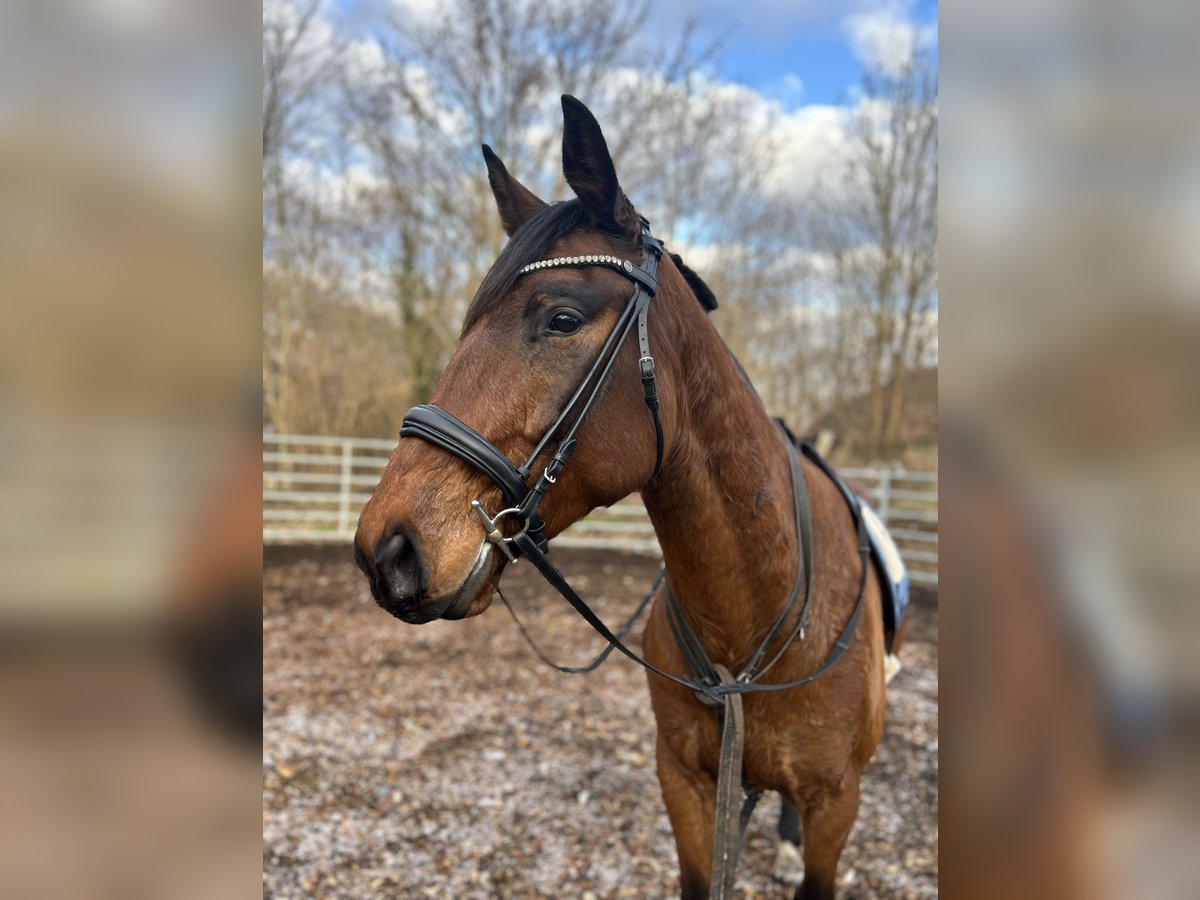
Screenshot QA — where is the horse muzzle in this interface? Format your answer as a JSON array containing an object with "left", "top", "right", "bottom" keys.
[{"left": 357, "top": 529, "right": 495, "bottom": 624}]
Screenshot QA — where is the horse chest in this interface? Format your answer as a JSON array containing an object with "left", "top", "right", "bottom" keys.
[{"left": 658, "top": 692, "right": 850, "bottom": 794}]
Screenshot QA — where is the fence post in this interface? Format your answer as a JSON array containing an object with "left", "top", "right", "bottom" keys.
[
  {"left": 338, "top": 440, "right": 354, "bottom": 535},
  {"left": 876, "top": 469, "right": 891, "bottom": 526}
]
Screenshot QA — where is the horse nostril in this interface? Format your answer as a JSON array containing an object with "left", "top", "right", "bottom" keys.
[
  {"left": 374, "top": 531, "right": 407, "bottom": 567},
  {"left": 372, "top": 525, "right": 428, "bottom": 602}
]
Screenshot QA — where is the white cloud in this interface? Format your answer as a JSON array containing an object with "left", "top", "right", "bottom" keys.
[
  {"left": 843, "top": 1, "right": 937, "bottom": 76},
  {"left": 263, "top": 0, "right": 338, "bottom": 59},
  {"left": 578, "top": 66, "right": 851, "bottom": 204},
  {"left": 272, "top": 6, "right": 908, "bottom": 267},
  {"left": 345, "top": 38, "right": 389, "bottom": 90},
  {"left": 282, "top": 157, "right": 385, "bottom": 213},
  {"left": 764, "top": 104, "right": 851, "bottom": 199},
  {"left": 390, "top": 0, "right": 445, "bottom": 26}
]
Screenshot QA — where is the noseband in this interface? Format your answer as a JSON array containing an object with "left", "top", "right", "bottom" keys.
[{"left": 400, "top": 221, "right": 665, "bottom": 562}]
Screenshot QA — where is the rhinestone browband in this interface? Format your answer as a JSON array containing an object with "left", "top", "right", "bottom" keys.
[{"left": 517, "top": 255, "right": 635, "bottom": 277}]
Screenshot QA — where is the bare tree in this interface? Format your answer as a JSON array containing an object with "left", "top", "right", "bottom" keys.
[
  {"left": 262, "top": 0, "right": 836, "bottom": 439},
  {"left": 340, "top": 0, "right": 778, "bottom": 413},
  {"left": 265, "top": 1, "right": 398, "bottom": 435},
  {"left": 264, "top": 262, "right": 414, "bottom": 437},
  {"left": 813, "top": 43, "right": 938, "bottom": 458},
  {"left": 263, "top": 0, "right": 344, "bottom": 238}
]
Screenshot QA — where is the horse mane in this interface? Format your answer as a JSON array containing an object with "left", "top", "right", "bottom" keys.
[
  {"left": 668, "top": 251, "right": 718, "bottom": 312},
  {"left": 464, "top": 199, "right": 718, "bottom": 334}
]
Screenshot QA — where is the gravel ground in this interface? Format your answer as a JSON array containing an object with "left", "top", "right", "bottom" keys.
[{"left": 264, "top": 546, "right": 938, "bottom": 898}]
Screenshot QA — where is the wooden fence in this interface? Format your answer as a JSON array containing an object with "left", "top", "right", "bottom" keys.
[{"left": 264, "top": 433, "right": 937, "bottom": 586}]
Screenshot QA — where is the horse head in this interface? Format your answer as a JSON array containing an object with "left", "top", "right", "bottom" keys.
[{"left": 354, "top": 96, "right": 710, "bottom": 624}]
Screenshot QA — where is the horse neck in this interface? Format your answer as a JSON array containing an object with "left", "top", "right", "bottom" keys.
[{"left": 640, "top": 320, "right": 803, "bottom": 669}]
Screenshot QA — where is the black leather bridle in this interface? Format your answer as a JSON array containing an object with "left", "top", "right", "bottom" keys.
[
  {"left": 397, "top": 218, "right": 868, "bottom": 703},
  {"left": 397, "top": 218, "right": 872, "bottom": 900},
  {"left": 400, "top": 221, "right": 665, "bottom": 563}
]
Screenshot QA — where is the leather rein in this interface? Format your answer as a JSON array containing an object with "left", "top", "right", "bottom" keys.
[{"left": 397, "top": 221, "right": 871, "bottom": 898}]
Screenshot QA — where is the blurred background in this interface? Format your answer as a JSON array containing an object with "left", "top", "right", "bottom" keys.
[
  {"left": 0, "top": 0, "right": 262, "bottom": 897},
  {"left": 0, "top": 0, "right": 1195, "bottom": 895},
  {"left": 940, "top": 0, "right": 1200, "bottom": 897}
]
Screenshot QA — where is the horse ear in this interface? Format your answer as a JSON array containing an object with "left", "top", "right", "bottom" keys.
[
  {"left": 560, "top": 95, "right": 639, "bottom": 240},
  {"left": 482, "top": 144, "right": 547, "bottom": 236}
]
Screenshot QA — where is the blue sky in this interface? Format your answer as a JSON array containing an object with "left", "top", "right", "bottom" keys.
[
  {"left": 338, "top": 0, "right": 938, "bottom": 110},
  {"left": 723, "top": 5, "right": 937, "bottom": 106},
  {"left": 628, "top": 0, "right": 937, "bottom": 108}
]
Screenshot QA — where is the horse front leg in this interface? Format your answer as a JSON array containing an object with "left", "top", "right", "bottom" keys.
[
  {"left": 793, "top": 776, "right": 862, "bottom": 900},
  {"left": 656, "top": 733, "right": 717, "bottom": 900}
]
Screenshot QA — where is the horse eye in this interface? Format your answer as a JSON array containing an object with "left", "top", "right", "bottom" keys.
[{"left": 548, "top": 311, "right": 584, "bottom": 335}]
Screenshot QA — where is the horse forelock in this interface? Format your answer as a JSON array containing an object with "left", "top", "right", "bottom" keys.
[
  {"left": 462, "top": 200, "right": 586, "bottom": 335},
  {"left": 463, "top": 200, "right": 718, "bottom": 337}
]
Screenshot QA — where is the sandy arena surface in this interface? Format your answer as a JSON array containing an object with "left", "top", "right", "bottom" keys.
[{"left": 264, "top": 546, "right": 937, "bottom": 898}]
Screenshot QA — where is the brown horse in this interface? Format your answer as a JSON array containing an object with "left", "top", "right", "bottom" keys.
[{"left": 355, "top": 96, "right": 886, "bottom": 899}]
